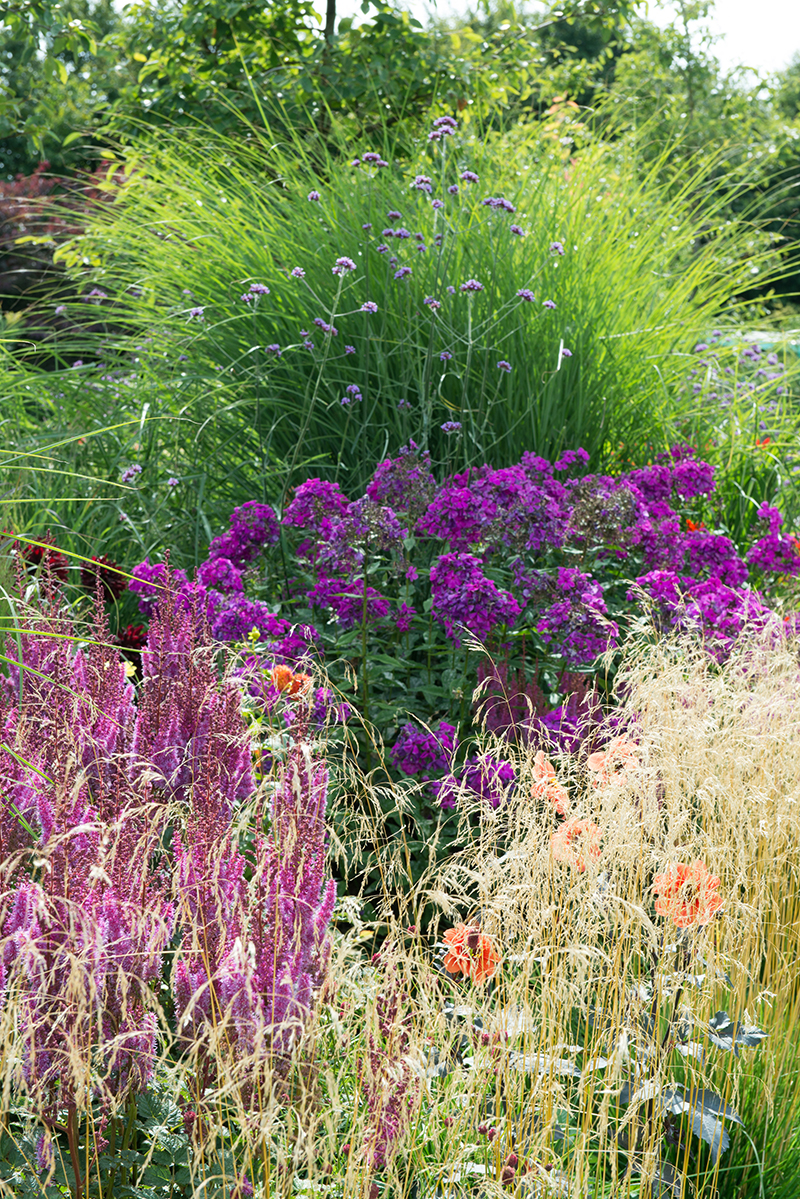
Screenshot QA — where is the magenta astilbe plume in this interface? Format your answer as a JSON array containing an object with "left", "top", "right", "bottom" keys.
[
  {"left": 183, "top": 745, "right": 337, "bottom": 1077},
  {"left": 133, "top": 585, "right": 254, "bottom": 819},
  {"left": 0, "top": 598, "right": 175, "bottom": 1109}
]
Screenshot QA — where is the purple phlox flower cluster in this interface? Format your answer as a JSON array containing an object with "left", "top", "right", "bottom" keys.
[
  {"left": 429, "top": 553, "right": 520, "bottom": 646},
  {"left": 757, "top": 501, "right": 783, "bottom": 535},
  {"left": 418, "top": 464, "right": 568, "bottom": 556},
  {"left": 315, "top": 498, "right": 408, "bottom": 577},
  {"left": 332, "top": 257, "right": 357, "bottom": 275},
  {"left": 434, "top": 754, "right": 516, "bottom": 810},
  {"left": 366, "top": 441, "right": 438, "bottom": 522},
  {"left": 460, "top": 279, "right": 484, "bottom": 292},
  {"left": 196, "top": 556, "right": 244, "bottom": 595},
  {"left": 481, "top": 196, "right": 516, "bottom": 213},
  {"left": 207, "top": 501, "right": 280, "bottom": 569},
  {"left": 535, "top": 567, "right": 618, "bottom": 666},
  {"left": 391, "top": 721, "right": 459, "bottom": 779},
  {"left": 395, "top": 601, "right": 417, "bottom": 632},
  {"left": 747, "top": 533, "right": 800, "bottom": 577},
  {"left": 282, "top": 478, "right": 350, "bottom": 540},
  {"left": 554, "top": 448, "right": 590, "bottom": 472}
]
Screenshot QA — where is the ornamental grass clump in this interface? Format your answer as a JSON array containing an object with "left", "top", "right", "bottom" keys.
[{"left": 18, "top": 106, "right": 796, "bottom": 535}]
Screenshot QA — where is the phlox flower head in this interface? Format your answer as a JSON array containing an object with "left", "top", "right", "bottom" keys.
[
  {"left": 652, "top": 859, "right": 722, "bottom": 928},
  {"left": 391, "top": 721, "right": 458, "bottom": 778},
  {"left": 550, "top": 818, "right": 602, "bottom": 871},
  {"left": 442, "top": 924, "right": 500, "bottom": 984}
]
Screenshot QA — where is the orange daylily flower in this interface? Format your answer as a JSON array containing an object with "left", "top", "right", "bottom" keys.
[
  {"left": 532, "top": 750, "right": 569, "bottom": 816},
  {"left": 550, "top": 818, "right": 602, "bottom": 872},
  {"left": 269, "top": 664, "right": 312, "bottom": 697},
  {"left": 442, "top": 923, "right": 501, "bottom": 983},
  {"left": 686, "top": 519, "right": 706, "bottom": 532},
  {"left": 652, "top": 859, "right": 723, "bottom": 929},
  {"left": 586, "top": 734, "right": 639, "bottom": 788}
]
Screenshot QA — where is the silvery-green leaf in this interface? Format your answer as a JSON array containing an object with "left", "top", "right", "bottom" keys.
[
  {"left": 707, "top": 1011, "right": 768, "bottom": 1056},
  {"left": 662, "top": 1086, "right": 743, "bottom": 1162}
]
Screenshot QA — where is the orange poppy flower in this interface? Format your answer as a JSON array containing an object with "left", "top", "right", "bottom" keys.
[
  {"left": 652, "top": 859, "right": 722, "bottom": 929},
  {"left": 550, "top": 818, "right": 602, "bottom": 872},
  {"left": 269, "top": 664, "right": 312, "bottom": 697},
  {"left": 586, "top": 734, "right": 639, "bottom": 788},
  {"left": 442, "top": 923, "right": 501, "bottom": 983},
  {"left": 686, "top": 519, "right": 706, "bottom": 532},
  {"left": 532, "top": 751, "right": 569, "bottom": 816}
]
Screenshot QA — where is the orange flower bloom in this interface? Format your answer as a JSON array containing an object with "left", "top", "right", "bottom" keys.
[
  {"left": 532, "top": 750, "right": 569, "bottom": 816},
  {"left": 442, "top": 923, "right": 501, "bottom": 983},
  {"left": 652, "top": 859, "right": 722, "bottom": 929},
  {"left": 550, "top": 818, "right": 602, "bottom": 871},
  {"left": 269, "top": 664, "right": 312, "bottom": 697},
  {"left": 686, "top": 519, "right": 706, "bottom": 532},
  {"left": 586, "top": 734, "right": 639, "bottom": 788}
]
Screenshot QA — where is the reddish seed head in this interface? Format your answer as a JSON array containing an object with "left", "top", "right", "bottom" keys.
[
  {"left": 487, "top": 1127, "right": 497, "bottom": 1141},
  {"left": 505, "top": 1153, "right": 519, "bottom": 1168},
  {"left": 501, "top": 1165, "right": 516, "bottom": 1184}
]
